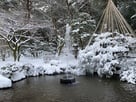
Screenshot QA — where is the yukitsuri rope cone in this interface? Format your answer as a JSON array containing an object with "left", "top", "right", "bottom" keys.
[{"left": 88, "top": 0, "right": 135, "bottom": 45}]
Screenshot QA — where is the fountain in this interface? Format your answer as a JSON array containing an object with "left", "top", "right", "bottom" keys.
[
  {"left": 58, "top": 24, "right": 73, "bottom": 60},
  {"left": 60, "top": 24, "right": 76, "bottom": 84},
  {"left": 60, "top": 75, "right": 75, "bottom": 84}
]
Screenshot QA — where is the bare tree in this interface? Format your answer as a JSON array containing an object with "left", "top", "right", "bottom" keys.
[{"left": 0, "top": 28, "right": 35, "bottom": 61}]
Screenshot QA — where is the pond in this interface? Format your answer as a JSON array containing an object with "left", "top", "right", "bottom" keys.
[{"left": 0, "top": 75, "right": 136, "bottom": 102}]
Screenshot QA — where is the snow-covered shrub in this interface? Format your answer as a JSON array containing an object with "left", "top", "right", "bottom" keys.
[
  {"left": 120, "top": 58, "right": 136, "bottom": 84},
  {"left": 23, "top": 64, "right": 44, "bottom": 77},
  {"left": 36, "top": 66, "right": 45, "bottom": 75},
  {"left": 78, "top": 32, "right": 136, "bottom": 83},
  {"left": 0, "top": 65, "right": 12, "bottom": 78},
  {"left": 120, "top": 66, "right": 136, "bottom": 84},
  {"left": 0, "top": 64, "right": 26, "bottom": 82},
  {"left": 0, "top": 64, "right": 21, "bottom": 78},
  {"left": 0, "top": 63, "right": 46, "bottom": 81}
]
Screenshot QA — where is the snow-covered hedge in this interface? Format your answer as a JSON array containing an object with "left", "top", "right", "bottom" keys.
[{"left": 77, "top": 32, "right": 136, "bottom": 84}]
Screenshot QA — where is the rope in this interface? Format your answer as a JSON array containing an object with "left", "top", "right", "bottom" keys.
[{"left": 88, "top": 0, "right": 135, "bottom": 45}]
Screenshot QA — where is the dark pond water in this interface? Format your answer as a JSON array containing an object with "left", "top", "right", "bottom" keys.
[{"left": 0, "top": 75, "right": 136, "bottom": 102}]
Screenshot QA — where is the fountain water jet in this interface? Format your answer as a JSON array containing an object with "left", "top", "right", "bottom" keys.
[{"left": 59, "top": 24, "right": 76, "bottom": 84}]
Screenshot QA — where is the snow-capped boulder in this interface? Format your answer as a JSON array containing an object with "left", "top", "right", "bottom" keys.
[
  {"left": 10, "top": 71, "right": 26, "bottom": 82},
  {"left": 0, "top": 75, "right": 12, "bottom": 89}
]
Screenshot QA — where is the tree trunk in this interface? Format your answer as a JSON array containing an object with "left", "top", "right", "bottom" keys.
[
  {"left": 66, "top": 0, "right": 73, "bottom": 20},
  {"left": 24, "top": 0, "right": 32, "bottom": 23},
  {"left": 13, "top": 45, "right": 20, "bottom": 62},
  {"left": 17, "top": 46, "right": 21, "bottom": 61},
  {"left": 79, "top": 38, "right": 84, "bottom": 50},
  {"left": 13, "top": 48, "right": 17, "bottom": 61}
]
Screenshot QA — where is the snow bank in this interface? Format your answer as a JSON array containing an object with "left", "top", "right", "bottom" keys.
[
  {"left": 77, "top": 32, "right": 136, "bottom": 84},
  {"left": 0, "top": 75, "right": 12, "bottom": 89},
  {"left": 0, "top": 55, "right": 78, "bottom": 85}
]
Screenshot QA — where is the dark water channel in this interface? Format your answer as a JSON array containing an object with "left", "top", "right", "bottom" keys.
[{"left": 0, "top": 75, "right": 136, "bottom": 102}]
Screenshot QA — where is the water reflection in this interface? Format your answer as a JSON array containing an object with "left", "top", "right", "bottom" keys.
[{"left": 0, "top": 76, "right": 136, "bottom": 102}]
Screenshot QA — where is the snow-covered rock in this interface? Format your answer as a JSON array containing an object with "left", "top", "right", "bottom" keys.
[
  {"left": 0, "top": 75, "right": 12, "bottom": 89},
  {"left": 10, "top": 71, "right": 26, "bottom": 82}
]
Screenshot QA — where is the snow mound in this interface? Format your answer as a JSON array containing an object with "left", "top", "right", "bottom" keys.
[{"left": 0, "top": 75, "right": 12, "bottom": 89}]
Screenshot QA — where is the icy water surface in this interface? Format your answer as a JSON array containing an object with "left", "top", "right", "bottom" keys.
[{"left": 0, "top": 75, "right": 136, "bottom": 102}]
